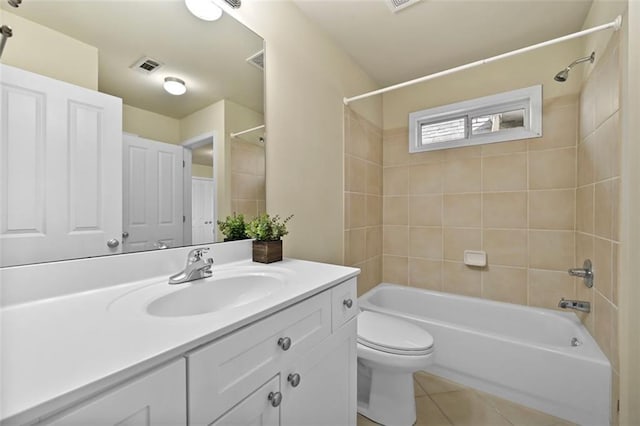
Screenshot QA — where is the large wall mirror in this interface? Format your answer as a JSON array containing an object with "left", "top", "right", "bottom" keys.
[{"left": 0, "top": 1, "right": 265, "bottom": 267}]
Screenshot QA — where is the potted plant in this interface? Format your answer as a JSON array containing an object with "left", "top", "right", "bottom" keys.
[
  {"left": 246, "top": 213, "right": 293, "bottom": 263},
  {"left": 217, "top": 213, "right": 249, "bottom": 241}
]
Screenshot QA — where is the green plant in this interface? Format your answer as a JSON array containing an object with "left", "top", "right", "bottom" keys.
[
  {"left": 246, "top": 213, "right": 293, "bottom": 241},
  {"left": 217, "top": 213, "right": 249, "bottom": 240}
]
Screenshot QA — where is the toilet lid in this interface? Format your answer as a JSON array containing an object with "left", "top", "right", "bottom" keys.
[{"left": 357, "top": 311, "right": 434, "bottom": 355}]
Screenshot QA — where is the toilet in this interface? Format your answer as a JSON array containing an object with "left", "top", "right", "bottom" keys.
[{"left": 357, "top": 311, "right": 434, "bottom": 426}]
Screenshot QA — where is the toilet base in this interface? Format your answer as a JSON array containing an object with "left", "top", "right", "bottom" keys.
[{"left": 357, "top": 361, "right": 418, "bottom": 426}]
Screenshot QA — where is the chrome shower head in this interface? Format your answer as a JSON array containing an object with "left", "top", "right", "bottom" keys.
[{"left": 554, "top": 51, "right": 595, "bottom": 82}]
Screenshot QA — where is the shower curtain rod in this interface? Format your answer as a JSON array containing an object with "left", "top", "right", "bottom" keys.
[
  {"left": 343, "top": 15, "right": 622, "bottom": 105},
  {"left": 230, "top": 124, "right": 265, "bottom": 138}
]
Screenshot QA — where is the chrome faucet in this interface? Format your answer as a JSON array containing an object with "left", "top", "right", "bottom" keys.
[
  {"left": 169, "top": 248, "right": 213, "bottom": 285},
  {"left": 558, "top": 298, "right": 591, "bottom": 313},
  {"left": 568, "top": 259, "right": 594, "bottom": 288}
]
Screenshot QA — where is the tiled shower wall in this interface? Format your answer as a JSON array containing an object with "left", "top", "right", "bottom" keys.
[
  {"left": 231, "top": 139, "right": 266, "bottom": 219},
  {"left": 381, "top": 95, "right": 580, "bottom": 308},
  {"left": 344, "top": 108, "right": 383, "bottom": 296},
  {"left": 576, "top": 36, "right": 621, "bottom": 424}
]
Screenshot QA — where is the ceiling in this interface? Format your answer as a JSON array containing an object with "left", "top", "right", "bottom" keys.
[
  {"left": 294, "top": 0, "right": 594, "bottom": 87},
  {"left": 4, "top": 1, "right": 264, "bottom": 119}
]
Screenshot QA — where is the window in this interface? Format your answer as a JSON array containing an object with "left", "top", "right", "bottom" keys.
[{"left": 409, "top": 85, "right": 542, "bottom": 152}]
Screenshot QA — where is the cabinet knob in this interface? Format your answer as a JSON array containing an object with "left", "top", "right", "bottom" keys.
[
  {"left": 343, "top": 298, "right": 353, "bottom": 308},
  {"left": 287, "top": 373, "right": 301, "bottom": 388},
  {"left": 268, "top": 391, "right": 282, "bottom": 407},
  {"left": 277, "top": 337, "right": 292, "bottom": 351}
]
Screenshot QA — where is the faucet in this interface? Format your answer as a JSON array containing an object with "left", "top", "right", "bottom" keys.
[
  {"left": 169, "top": 248, "right": 213, "bottom": 285},
  {"left": 558, "top": 298, "right": 591, "bottom": 313},
  {"left": 568, "top": 259, "right": 594, "bottom": 288}
]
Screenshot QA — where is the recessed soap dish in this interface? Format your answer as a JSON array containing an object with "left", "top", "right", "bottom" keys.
[{"left": 464, "top": 250, "right": 487, "bottom": 267}]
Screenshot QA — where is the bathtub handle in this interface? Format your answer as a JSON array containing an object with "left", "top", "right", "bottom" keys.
[{"left": 343, "top": 299, "right": 353, "bottom": 309}]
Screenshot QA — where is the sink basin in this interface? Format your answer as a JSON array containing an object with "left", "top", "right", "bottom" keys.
[{"left": 147, "top": 272, "right": 287, "bottom": 317}]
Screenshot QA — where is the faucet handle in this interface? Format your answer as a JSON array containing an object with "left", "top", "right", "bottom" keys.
[{"left": 188, "top": 247, "right": 210, "bottom": 261}]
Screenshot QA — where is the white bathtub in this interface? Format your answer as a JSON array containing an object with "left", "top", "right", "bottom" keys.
[{"left": 359, "top": 284, "right": 611, "bottom": 426}]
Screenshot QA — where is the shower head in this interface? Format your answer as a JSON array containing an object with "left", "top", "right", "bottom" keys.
[{"left": 554, "top": 51, "right": 595, "bottom": 82}]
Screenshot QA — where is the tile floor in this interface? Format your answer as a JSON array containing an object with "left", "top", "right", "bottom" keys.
[{"left": 357, "top": 372, "right": 576, "bottom": 426}]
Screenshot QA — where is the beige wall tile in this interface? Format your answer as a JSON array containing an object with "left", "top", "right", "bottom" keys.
[
  {"left": 594, "top": 292, "right": 614, "bottom": 367},
  {"left": 383, "top": 166, "right": 409, "bottom": 195},
  {"left": 366, "top": 195, "right": 382, "bottom": 227},
  {"left": 611, "top": 178, "right": 620, "bottom": 241},
  {"left": 529, "top": 189, "right": 575, "bottom": 230},
  {"left": 612, "top": 242, "right": 619, "bottom": 306},
  {"left": 383, "top": 255, "right": 408, "bottom": 285},
  {"left": 409, "top": 163, "right": 443, "bottom": 194},
  {"left": 529, "top": 269, "right": 576, "bottom": 310},
  {"left": 383, "top": 128, "right": 410, "bottom": 166},
  {"left": 576, "top": 185, "right": 594, "bottom": 234},
  {"left": 383, "top": 225, "right": 409, "bottom": 256},
  {"left": 383, "top": 196, "right": 408, "bottom": 226},
  {"left": 595, "top": 46, "right": 620, "bottom": 129},
  {"left": 529, "top": 103, "right": 578, "bottom": 151},
  {"left": 366, "top": 227, "right": 383, "bottom": 260},
  {"left": 593, "top": 237, "right": 613, "bottom": 302},
  {"left": 444, "top": 228, "right": 481, "bottom": 262},
  {"left": 594, "top": 180, "right": 613, "bottom": 239},
  {"left": 529, "top": 230, "right": 574, "bottom": 271},
  {"left": 483, "top": 229, "right": 528, "bottom": 267},
  {"left": 348, "top": 156, "right": 367, "bottom": 193},
  {"left": 483, "top": 192, "right": 528, "bottom": 229},
  {"left": 482, "top": 153, "right": 527, "bottom": 192},
  {"left": 349, "top": 228, "right": 367, "bottom": 265},
  {"left": 233, "top": 199, "right": 258, "bottom": 218},
  {"left": 350, "top": 193, "right": 367, "bottom": 228},
  {"left": 344, "top": 193, "right": 350, "bottom": 229},
  {"left": 580, "top": 78, "right": 596, "bottom": 138},
  {"left": 409, "top": 227, "right": 443, "bottom": 259},
  {"left": 576, "top": 232, "right": 594, "bottom": 268},
  {"left": 232, "top": 173, "right": 258, "bottom": 199},
  {"left": 443, "top": 158, "right": 481, "bottom": 193},
  {"left": 442, "top": 261, "right": 482, "bottom": 298},
  {"left": 577, "top": 136, "right": 595, "bottom": 186},
  {"left": 409, "top": 195, "right": 443, "bottom": 226},
  {"left": 409, "top": 149, "right": 444, "bottom": 166},
  {"left": 481, "top": 140, "right": 527, "bottom": 156},
  {"left": 593, "top": 113, "right": 620, "bottom": 182},
  {"left": 482, "top": 266, "right": 528, "bottom": 305},
  {"left": 529, "top": 147, "right": 576, "bottom": 190},
  {"left": 366, "top": 162, "right": 382, "bottom": 195},
  {"left": 444, "top": 145, "right": 482, "bottom": 161},
  {"left": 409, "top": 258, "right": 442, "bottom": 291},
  {"left": 443, "top": 194, "right": 481, "bottom": 227}
]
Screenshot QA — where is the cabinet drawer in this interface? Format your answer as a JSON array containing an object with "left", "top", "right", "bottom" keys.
[
  {"left": 187, "top": 291, "right": 331, "bottom": 425},
  {"left": 331, "top": 278, "right": 358, "bottom": 331}
]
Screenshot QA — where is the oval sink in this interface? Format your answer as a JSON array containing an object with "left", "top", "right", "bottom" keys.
[{"left": 147, "top": 272, "right": 286, "bottom": 317}]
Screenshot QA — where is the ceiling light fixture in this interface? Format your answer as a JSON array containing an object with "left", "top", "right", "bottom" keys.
[
  {"left": 163, "top": 77, "right": 187, "bottom": 96},
  {"left": 185, "top": 0, "right": 223, "bottom": 21}
]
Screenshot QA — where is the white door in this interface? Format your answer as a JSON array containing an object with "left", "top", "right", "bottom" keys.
[
  {"left": 192, "top": 177, "right": 215, "bottom": 244},
  {"left": 0, "top": 64, "right": 122, "bottom": 266},
  {"left": 122, "top": 134, "right": 184, "bottom": 252}
]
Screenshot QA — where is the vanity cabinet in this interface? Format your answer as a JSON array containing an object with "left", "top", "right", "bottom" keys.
[
  {"left": 45, "top": 359, "right": 186, "bottom": 425},
  {"left": 188, "top": 278, "right": 358, "bottom": 426}
]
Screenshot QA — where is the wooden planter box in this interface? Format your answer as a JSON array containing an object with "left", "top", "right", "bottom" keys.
[{"left": 252, "top": 240, "right": 283, "bottom": 263}]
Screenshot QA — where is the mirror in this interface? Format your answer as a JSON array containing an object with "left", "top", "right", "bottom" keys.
[{"left": 0, "top": 1, "right": 265, "bottom": 266}]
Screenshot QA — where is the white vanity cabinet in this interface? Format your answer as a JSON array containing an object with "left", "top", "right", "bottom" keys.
[
  {"left": 45, "top": 359, "right": 186, "bottom": 425},
  {"left": 188, "top": 278, "right": 358, "bottom": 426}
]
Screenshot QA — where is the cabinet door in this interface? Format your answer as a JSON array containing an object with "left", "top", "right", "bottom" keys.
[
  {"left": 281, "top": 319, "right": 357, "bottom": 426},
  {"left": 211, "top": 376, "right": 280, "bottom": 426},
  {"left": 47, "top": 360, "right": 186, "bottom": 425},
  {"left": 0, "top": 64, "right": 123, "bottom": 266}
]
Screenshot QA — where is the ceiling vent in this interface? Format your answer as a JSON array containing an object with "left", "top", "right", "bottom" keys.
[
  {"left": 385, "top": 0, "right": 421, "bottom": 13},
  {"left": 246, "top": 50, "right": 264, "bottom": 71},
  {"left": 130, "top": 56, "right": 163, "bottom": 74}
]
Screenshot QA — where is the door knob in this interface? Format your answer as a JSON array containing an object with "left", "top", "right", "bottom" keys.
[{"left": 107, "top": 239, "right": 120, "bottom": 248}]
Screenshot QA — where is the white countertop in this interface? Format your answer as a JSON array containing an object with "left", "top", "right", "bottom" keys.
[{"left": 0, "top": 258, "right": 359, "bottom": 424}]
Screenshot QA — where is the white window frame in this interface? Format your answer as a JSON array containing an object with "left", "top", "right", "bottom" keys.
[{"left": 409, "top": 85, "right": 542, "bottom": 152}]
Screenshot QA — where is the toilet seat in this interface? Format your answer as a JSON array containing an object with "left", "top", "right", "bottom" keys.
[{"left": 358, "top": 311, "right": 434, "bottom": 356}]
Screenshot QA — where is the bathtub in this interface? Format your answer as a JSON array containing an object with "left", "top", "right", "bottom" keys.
[{"left": 359, "top": 284, "right": 611, "bottom": 426}]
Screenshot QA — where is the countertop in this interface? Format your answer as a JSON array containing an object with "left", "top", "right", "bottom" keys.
[{"left": 0, "top": 258, "right": 359, "bottom": 424}]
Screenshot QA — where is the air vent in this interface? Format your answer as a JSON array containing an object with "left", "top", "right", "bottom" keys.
[
  {"left": 385, "top": 0, "right": 421, "bottom": 13},
  {"left": 224, "top": 0, "right": 241, "bottom": 9},
  {"left": 246, "top": 50, "right": 264, "bottom": 71},
  {"left": 130, "top": 56, "right": 163, "bottom": 74}
]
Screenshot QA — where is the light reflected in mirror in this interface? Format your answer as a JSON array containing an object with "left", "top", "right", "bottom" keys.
[{"left": 0, "top": 1, "right": 265, "bottom": 266}]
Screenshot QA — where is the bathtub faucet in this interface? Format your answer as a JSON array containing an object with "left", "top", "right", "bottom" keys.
[{"left": 558, "top": 298, "right": 591, "bottom": 313}]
